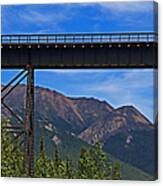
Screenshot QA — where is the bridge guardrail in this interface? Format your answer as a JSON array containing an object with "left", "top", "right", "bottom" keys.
[{"left": 1, "top": 32, "right": 158, "bottom": 44}]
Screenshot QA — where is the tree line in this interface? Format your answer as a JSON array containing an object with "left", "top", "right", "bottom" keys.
[{"left": 1, "top": 118, "right": 121, "bottom": 179}]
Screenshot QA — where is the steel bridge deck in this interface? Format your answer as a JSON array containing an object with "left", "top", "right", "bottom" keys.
[{"left": 1, "top": 32, "right": 158, "bottom": 69}]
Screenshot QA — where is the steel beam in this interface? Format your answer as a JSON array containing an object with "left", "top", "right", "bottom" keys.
[
  {"left": 1, "top": 67, "right": 35, "bottom": 177},
  {"left": 1, "top": 69, "right": 27, "bottom": 93},
  {"left": 24, "top": 66, "right": 34, "bottom": 177}
]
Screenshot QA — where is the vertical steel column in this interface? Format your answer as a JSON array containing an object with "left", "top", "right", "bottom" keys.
[{"left": 25, "top": 66, "right": 34, "bottom": 177}]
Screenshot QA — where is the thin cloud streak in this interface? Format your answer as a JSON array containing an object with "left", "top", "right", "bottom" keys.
[
  {"left": 98, "top": 1, "right": 153, "bottom": 13},
  {"left": 86, "top": 70, "right": 153, "bottom": 92},
  {"left": 76, "top": 70, "right": 154, "bottom": 121},
  {"left": 2, "top": 1, "right": 154, "bottom": 34}
]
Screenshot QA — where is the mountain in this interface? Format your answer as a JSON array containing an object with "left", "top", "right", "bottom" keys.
[
  {"left": 1, "top": 84, "right": 157, "bottom": 179},
  {"left": 73, "top": 100, "right": 156, "bottom": 176}
]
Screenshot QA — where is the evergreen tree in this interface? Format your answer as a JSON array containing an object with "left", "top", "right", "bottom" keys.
[
  {"left": 53, "top": 145, "right": 61, "bottom": 174},
  {"left": 111, "top": 162, "right": 121, "bottom": 180},
  {"left": 90, "top": 141, "right": 107, "bottom": 179},
  {"left": 1, "top": 118, "right": 25, "bottom": 177},
  {"left": 65, "top": 158, "right": 74, "bottom": 179},
  {"left": 77, "top": 148, "right": 96, "bottom": 179},
  {"left": 52, "top": 145, "right": 68, "bottom": 178},
  {"left": 1, "top": 119, "right": 121, "bottom": 179},
  {"left": 34, "top": 138, "right": 54, "bottom": 177},
  {"left": 77, "top": 141, "right": 121, "bottom": 180}
]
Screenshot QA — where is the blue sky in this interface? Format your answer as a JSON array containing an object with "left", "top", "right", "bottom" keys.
[
  {"left": 1, "top": 1, "right": 157, "bottom": 122},
  {"left": 2, "top": 1, "right": 156, "bottom": 33},
  {"left": 1, "top": 69, "right": 156, "bottom": 122}
]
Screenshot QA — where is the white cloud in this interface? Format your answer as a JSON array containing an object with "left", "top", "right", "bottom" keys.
[
  {"left": 87, "top": 70, "right": 153, "bottom": 93},
  {"left": 4, "top": 1, "right": 154, "bottom": 34},
  {"left": 78, "top": 70, "right": 154, "bottom": 121},
  {"left": 22, "top": 8, "right": 72, "bottom": 24},
  {"left": 93, "top": 1, "right": 154, "bottom": 31},
  {"left": 18, "top": 5, "right": 78, "bottom": 33},
  {"left": 98, "top": 1, "right": 153, "bottom": 13}
]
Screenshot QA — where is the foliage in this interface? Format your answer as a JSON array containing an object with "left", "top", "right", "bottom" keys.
[
  {"left": 1, "top": 118, "right": 25, "bottom": 177},
  {"left": 77, "top": 141, "right": 121, "bottom": 179},
  {"left": 77, "top": 148, "right": 96, "bottom": 179},
  {"left": 111, "top": 162, "right": 121, "bottom": 180},
  {"left": 34, "top": 138, "right": 54, "bottom": 177},
  {"left": 1, "top": 119, "right": 121, "bottom": 179}
]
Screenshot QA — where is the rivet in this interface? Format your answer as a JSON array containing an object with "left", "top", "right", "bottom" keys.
[{"left": 127, "top": 44, "right": 131, "bottom": 48}]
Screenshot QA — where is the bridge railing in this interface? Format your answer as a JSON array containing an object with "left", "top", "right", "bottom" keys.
[{"left": 1, "top": 32, "right": 158, "bottom": 44}]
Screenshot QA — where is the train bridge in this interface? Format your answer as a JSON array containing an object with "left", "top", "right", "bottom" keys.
[
  {"left": 1, "top": 32, "right": 158, "bottom": 177},
  {"left": 1, "top": 32, "right": 158, "bottom": 69}
]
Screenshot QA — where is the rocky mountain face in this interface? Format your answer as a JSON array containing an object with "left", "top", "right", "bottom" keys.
[
  {"left": 78, "top": 105, "right": 153, "bottom": 144},
  {"left": 1, "top": 85, "right": 156, "bottom": 176}
]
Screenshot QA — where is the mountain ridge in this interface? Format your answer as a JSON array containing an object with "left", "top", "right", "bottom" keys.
[{"left": 1, "top": 84, "right": 156, "bottom": 176}]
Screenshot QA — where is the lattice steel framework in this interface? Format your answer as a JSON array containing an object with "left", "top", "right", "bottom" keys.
[{"left": 1, "top": 66, "right": 34, "bottom": 177}]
